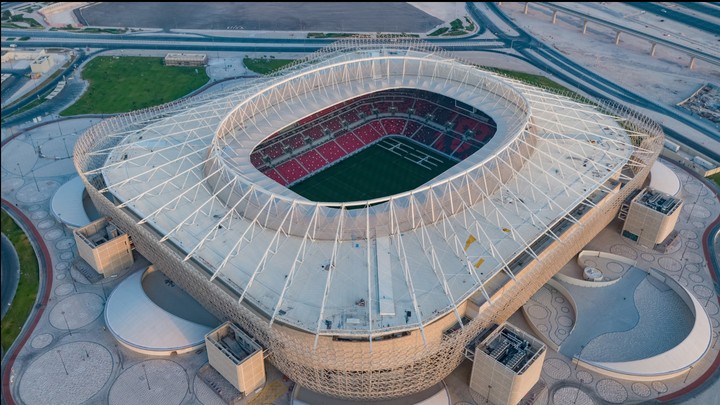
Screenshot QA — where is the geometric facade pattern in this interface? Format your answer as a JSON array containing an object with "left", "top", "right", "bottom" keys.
[{"left": 74, "top": 40, "right": 663, "bottom": 399}]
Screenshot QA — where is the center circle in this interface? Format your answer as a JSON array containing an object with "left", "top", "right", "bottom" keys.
[{"left": 19, "top": 342, "right": 113, "bottom": 404}]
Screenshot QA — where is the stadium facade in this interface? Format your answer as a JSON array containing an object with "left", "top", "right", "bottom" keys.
[{"left": 74, "top": 41, "right": 663, "bottom": 400}]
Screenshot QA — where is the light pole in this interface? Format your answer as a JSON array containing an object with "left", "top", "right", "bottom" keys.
[
  {"left": 63, "top": 137, "right": 70, "bottom": 158},
  {"left": 142, "top": 364, "right": 151, "bottom": 390},
  {"left": 57, "top": 350, "right": 69, "bottom": 375},
  {"left": 61, "top": 310, "right": 72, "bottom": 336},
  {"left": 30, "top": 167, "right": 39, "bottom": 192}
]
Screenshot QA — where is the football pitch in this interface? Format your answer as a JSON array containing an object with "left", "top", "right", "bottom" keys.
[{"left": 290, "top": 137, "right": 457, "bottom": 202}]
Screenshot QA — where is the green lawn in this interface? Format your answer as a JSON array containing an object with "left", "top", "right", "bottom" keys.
[
  {"left": 428, "top": 27, "right": 449, "bottom": 36},
  {"left": 243, "top": 57, "right": 295, "bottom": 75},
  {"left": 60, "top": 56, "right": 209, "bottom": 116},
  {"left": 1, "top": 209, "right": 39, "bottom": 352},
  {"left": 709, "top": 173, "right": 720, "bottom": 187},
  {"left": 290, "top": 137, "right": 456, "bottom": 202},
  {"left": 483, "top": 66, "right": 588, "bottom": 101}
]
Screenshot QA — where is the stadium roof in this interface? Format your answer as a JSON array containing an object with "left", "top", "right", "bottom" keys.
[{"left": 88, "top": 41, "right": 655, "bottom": 340}]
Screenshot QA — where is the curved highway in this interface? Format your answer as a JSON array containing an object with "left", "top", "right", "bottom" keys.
[
  {"left": 1, "top": 3, "right": 718, "bottom": 162},
  {"left": 470, "top": 3, "right": 719, "bottom": 162}
]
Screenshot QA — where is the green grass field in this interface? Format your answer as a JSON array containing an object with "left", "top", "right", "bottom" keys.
[
  {"left": 243, "top": 57, "right": 295, "bottom": 75},
  {"left": 1, "top": 209, "right": 39, "bottom": 351},
  {"left": 61, "top": 56, "right": 209, "bottom": 116},
  {"left": 709, "top": 173, "right": 720, "bottom": 187},
  {"left": 290, "top": 137, "right": 456, "bottom": 202}
]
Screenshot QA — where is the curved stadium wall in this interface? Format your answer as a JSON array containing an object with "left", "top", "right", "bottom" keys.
[{"left": 74, "top": 40, "right": 663, "bottom": 399}]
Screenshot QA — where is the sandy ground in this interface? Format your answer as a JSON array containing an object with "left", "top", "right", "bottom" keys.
[
  {"left": 40, "top": 6, "right": 82, "bottom": 27},
  {"left": 407, "top": 2, "right": 465, "bottom": 23},
  {"left": 76, "top": 2, "right": 441, "bottom": 33},
  {"left": 499, "top": 3, "right": 719, "bottom": 107}
]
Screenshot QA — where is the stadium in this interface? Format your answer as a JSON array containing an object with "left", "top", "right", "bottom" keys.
[{"left": 74, "top": 40, "right": 663, "bottom": 400}]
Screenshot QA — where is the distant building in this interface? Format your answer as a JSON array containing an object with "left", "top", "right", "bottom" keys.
[
  {"left": 621, "top": 188, "right": 683, "bottom": 249},
  {"left": 467, "top": 323, "right": 546, "bottom": 405},
  {"left": 74, "top": 217, "right": 134, "bottom": 276},
  {"left": 30, "top": 55, "right": 53, "bottom": 75},
  {"left": 164, "top": 53, "right": 207, "bottom": 67},
  {"left": 205, "top": 322, "right": 266, "bottom": 396}
]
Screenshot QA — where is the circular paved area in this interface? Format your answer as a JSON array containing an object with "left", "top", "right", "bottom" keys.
[
  {"left": 685, "top": 204, "right": 712, "bottom": 219},
  {"left": 652, "top": 381, "right": 667, "bottom": 393},
  {"left": 55, "top": 238, "right": 75, "bottom": 250},
  {"left": 30, "top": 210, "right": 48, "bottom": 220},
  {"left": 527, "top": 305, "right": 549, "bottom": 319},
  {"left": 693, "top": 285, "right": 714, "bottom": 298},
  {"left": 576, "top": 370, "right": 593, "bottom": 384},
  {"left": 683, "top": 182, "right": 707, "bottom": 196},
  {"left": 193, "top": 375, "right": 225, "bottom": 405},
  {"left": 49, "top": 293, "right": 104, "bottom": 330},
  {"left": 631, "top": 382, "right": 651, "bottom": 398},
  {"left": 1, "top": 140, "right": 37, "bottom": 175},
  {"left": 1, "top": 177, "right": 23, "bottom": 193},
  {"left": 45, "top": 228, "right": 64, "bottom": 240},
  {"left": 40, "top": 137, "right": 75, "bottom": 159},
  {"left": 19, "top": 342, "right": 113, "bottom": 405},
  {"left": 658, "top": 257, "right": 682, "bottom": 272},
  {"left": 609, "top": 244, "right": 637, "bottom": 260},
  {"left": 31, "top": 333, "right": 53, "bottom": 349},
  {"left": 16, "top": 181, "right": 60, "bottom": 203},
  {"left": 109, "top": 360, "right": 188, "bottom": 405},
  {"left": 71, "top": 267, "right": 90, "bottom": 284},
  {"left": 54, "top": 283, "right": 75, "bottom": 297},
  {"left": 543, "top": 358, "right": 571, "bottom": 380},
  {"left": 38, "top": 219, "right": 56, "bottom": 230},
  {"left": 553, "top": 386, "right": 594, "bottom": 405},
  {"left": 596, "top": 379, "right": 628, "bottom": 403},
  {"left": 706, "top": 301, "right": 718, "bottom": 316},
  {"left": 640, "top": 253, "right": 655, "bottom": 262},
  {"left": 684, "top": 251, "right": 704, "bottom": 264},
  {"left": 605, "top": 261, "right": 624, "bottom": 274}
]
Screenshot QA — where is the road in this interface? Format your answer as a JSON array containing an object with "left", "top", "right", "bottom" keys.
[
  {"left": 1, "top": 8, "right": 718, "bottom": 156},
  {"left": 626, "top": 2, "right": 720, "bottom": 35},
  {"left": 469, "top": 3, "right": 719, "bottom": 162},
  {"left": 0, "top": 233, "right": 20, "bottom": 319}
]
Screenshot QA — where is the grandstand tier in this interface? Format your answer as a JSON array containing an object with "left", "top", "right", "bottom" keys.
[{"left": 250, "top": 88, "right": 498, "bottom": 191}]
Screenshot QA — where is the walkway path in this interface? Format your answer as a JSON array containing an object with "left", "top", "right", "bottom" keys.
[
  {"left": 558, "top": 267, "right": 646, "bottom": 358},
  {"left": 0, "top": 200, "right": 53, "bottom": 405}
]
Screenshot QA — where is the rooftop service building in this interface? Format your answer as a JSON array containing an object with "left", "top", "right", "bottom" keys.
[{"left": 621, "top": 188, "right": 683, "bottom": 248}]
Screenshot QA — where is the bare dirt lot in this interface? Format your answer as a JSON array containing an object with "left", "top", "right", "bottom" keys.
[{"left": 75, "top": 2, "right": 442, "bottom": 32}]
